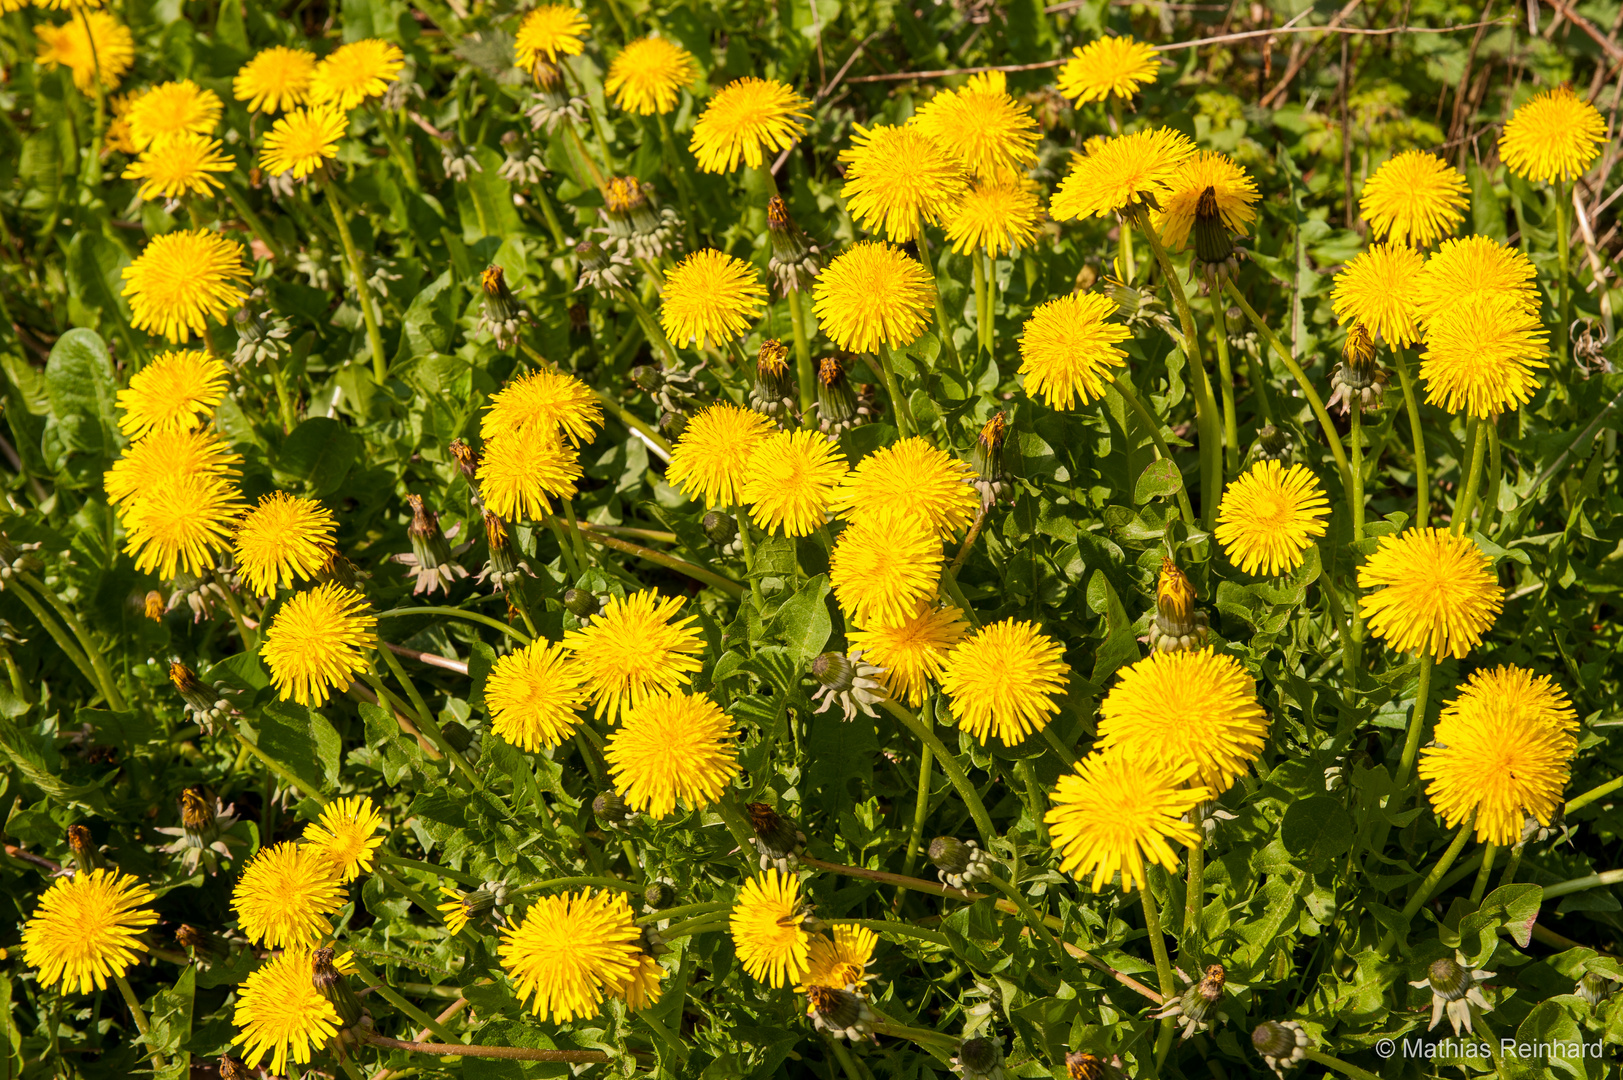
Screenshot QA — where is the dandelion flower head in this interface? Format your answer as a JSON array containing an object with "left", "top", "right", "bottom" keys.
[
  {"left": 1443, "top": 665, "right": 1578, "bottom": 739},
  {"left": 839, "top": 122, "right": 969, "bottom": 242},
  {"left": 1046, "top": 752, "right": 1209, "bottom": 891},
  {"left": 1214, "top": 461, "right": 1331, "bottom": 577},
  {"left": 1499, "top": 84, "right": 1606, "bottom": 184},
  {"left": 1153, "top": 150, "right": 1259, "bottom": 251},
  {"left": 606, "top": 691, "right": 741, "bottom": 817},
  {"left": 117, "top": 349, "right": 228, "bottom": 439},
  {"left": 123, "top": 132, "right": 233, "bottom": 201},
  {"left": 260, "top": 583, "right": 378, "bottom": 706},
  {"left": 660, "top": 249, "right": 768, "bottom": 350},
  {"left": 1057, "top": 35, "right": 1161, "bottom": 105},
  {"left": 310, "top": 39, "right": 405, "bottom": 111},
  {"left": 230, "top": 948, "right": 343, "bottom": 1076},
  {"left": 1359, "top": 150, "right": 1468, "bottom": 248},
  {"left": 739, "top": 429, "right": 849, "bottom": 537},
  {"left": 126, "top": 80, "right": 222, "bottom": 150},
  {"left": 482, "top": 368, "right": 603, "bottom": 447},
  {"left": 476, "top": 433, "right": 582, "bottom": 521},
  {"left": 120, "top": 472, "right": 246, "bottom": 580},
  {"left": 1413, "top": 236, "right": 1538, "bottom": 329},
  {"left": 666, "top": 403, "right": 775, "bottom": 508},
  {"left": 1051, "top": 127, "right": 1194, "bottom": 221},
  {"left": 499, "top": 890, "right": 641, "bottom": 1023},
  {"left": 103, "top": 427, "right": 241, "bottom": 506},
  {"left": 562, "top": 589, "right": 705, "bottom": 721},
  {"left": 690, "top": 77, "right": 810, "bottom": 173},
  {"left": 606, "top": 36, "right": 695, "bottom": 115},
  {"left": 1420, "top": 697, "right": 1574, "bottom": 846},
  {"left": 730, "top": 869, "right": 812, "bottom": 988},
  {"left": 515, "top": 5, "right": 588, "bottom": 71},
  {"left": 849, "top": 604, "right": 969, "bottom": 707},
  {"left": 234, "top": 46, "right": 317, "bottom": 113},
  {"left": 830, "top": 511, "right": 943, "bottom": 630},
  {"left": 487, "top": 640, "right": 590, "bottom": 751},
  {"left": 800, "top": 925, "right": 878, "bottom": 993},
  {"left": 944, "top": 173, "right": 1043, "bottom": 256},
  {"left": 233, "top": 491, "right": 338, "bottom": 597},
  {"left": 811, "top": 241, "right": 936, "bottom": 353},
  {"left": 913, "top": 71, "right": 1040, "bottom": 180},
  {"left": 303, "top": 796, "right": 385, "bottom": 883},
  {"left": 1419, "top": 292, "right": 1548, "bottom": 418},
  {"left": 231, "top": 841, "right": 345, "bottom": 949},
  {"left": 1330, "top": 242, "right": 1425, "bottom": 347},
  {"left": 1018, "top": 291, "right": 1130, "bottom": 409},
  {"left": 831, "top": 436, "right": 979, "bottom": 540},
  {"left": 121, "top": 229, "right": 252, "bottom": 344},
  {"left": 34, "top": 12, "right": 135, "bottom": 93},
  {"left": 22, "top": 869, "right": 157, "bottom": 994},
  {"left": 260, "top": 105, "right": 348, "bottom": 179},
  {"left": 1358, "top": 528, "right": 1503, "bottom": 660},
  {"left": 940, "top": 619, "right": 1070, "bottom": 746}
]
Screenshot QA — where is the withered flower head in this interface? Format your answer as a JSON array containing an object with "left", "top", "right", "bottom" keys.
[{"left": 449, "top": 438, "right": 481, "bottom": 482}]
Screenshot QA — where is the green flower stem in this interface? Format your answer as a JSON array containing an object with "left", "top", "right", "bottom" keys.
[
  {"left": 589, "top": 387, "right": 672, "bottom": 456},
  {"left": 325, "top": 185, "right": 390, "bottom": 383},
  {"left": 375, "top": 649, "right": 482, "bottom": 790},
  {"left": 1452, "top": 416, "right": 1488, "bottom": 535},
  {"left": 541, "top": 508, "right": 583, "bottom": 580},
  {"left": 217, "top": 175, "right": 286, "bottom": 263},
  {"left": 874, "top": 342, "right": 917, "bottom": 438},
  {"left": 370, "top": 105, "right": 421, "bottom": 191},
  {"left": 377, "top": 606, "right": 532, "bottom": 644},
  {"left": 1482, "top": 421, "right": 1502, "bottom": 536},
  {"left": 14, "top": 572, "right": 123, "bottom": 709},
  {"left": 1135, "top": 210, "right": 1221, "bottom": 528},
  {"left": 1350, "top": 399, "right": 1366, "bottom": 541},
  {"left": 1183, "top": 805, "right": 1206, "bottom": 935},
  {"left": 662, "top": 914, "right": 731, "bottom": 941},
  {"left": 366, "top": 1033, "right": 613, "bottom": 1063},
  {"left": 512, "top": 875, "right": 637, "bottom": 896},
  {"left": 371, "top": 866, "right": 444, "bottom": 921},
  {"left": 637, "top": 900, "right": 728, "bottom": 926},
  {"left": 1117, "top": 210, "right": 1136, "bottom": 284},
  {"left": 210, "top": 568, "right": 258, "bottom": 650},
  {"left": 1140, "top": 881, "right": 1177, "bottom": 1067},
  {"left": 880, "top": 698, "right": 996, "bottom": 850},
  {"left": 1497, "top": 844, "right": 1525, "bottom": 889},
  {"left": 972, "top": 253, "right": 989, "bottom": 356},
  {"left": 1567, "top": 775, "right": 1623, "bottom": 814},
  {"left": 714, "top": 797, "right": 765, "bottom": 874},
  {"left": 348, "top": 958, "right": 459, "bottom": 1042},
  {"left": 1302, "top": 1049, "right": 1385, "bottom": 1080},
  {"left": 803, "top": 856, "right": 978, "bottom": 900},
  {"left": 1542, "top": 868, "right": 1623, "bottom": 901},
  {"left": 263, "top": 346, "right": 298, "bottom": 433},
  {"left": 528, "top": 182, "right": 569, "bottom": 250},
  {"left": 1223, "top": 281, "right": 1354, "bottom": 496},
  {"left": 576, "top": 526, "right": 745, "bottom": 599},
  {"left": 1108, "top": 375, "right": 1198, "bottom": 526},
  {"left": 379, "top": 853, "right": 481, "bottom": 889},
  {"left": 1393, "top": 653, "right": 1435, "bottom": 797},
  {"left": 113, "top": 974, "right": 168, "bottom": 1072},
  {"left": 788, "top": 290, "right": 815, "bottom": 415},
  {"left": 730, "top": 503, "right": 766, "bottom": 609},
  {"left": 1555, "top": 178, "right": 1570, "bottom": 368},
  {"left": 896, "top": 744, "right": 935, "bottom": 898},
  {"left": 1012, "top": 759, "right": 1049, "bottom": 846},
  {"left": 1378, "top": 814, "right": 1474, "bottom": 955},
  {"left": 1039, "top": 725, "right": 1078, "bottom": 770},
  {"left": 618, "top": 287, "right": 679, "bottom": 368},
  {"left": 1391, "top": 345, "right": 1429, "bottom": 527},
  {"left": 829, "top": 919, "right": 951, "bottom": 949},
  {"left": 75, "top": 8, "right": 106, "bottom": 181},
  {"left": 560, "top": 498, "right": 591, "bottom": 571},
  {"left": 869, "top": 1018, "right": 960, "bottom": 1050},
  {"left": 1469, "top": 843, "right": 1498, "bottom": 905},
  {"left": 219, "top": 717, "right": 325, "bottom": 802},
  {"left": 913, "top": 230, "right": 962, "bottom": 375},
  {"left": 335, "top": 1055, "right": 365, "bottom": 1080},
  {"left": 1212, "top": 320, "right": 1241, "bottom": 477},
  {"left": 824, "top": 1034, "right": 867, "bottom": 1080},
  {"left": 982, "top": 873, "right": 1065, "bottom": 962}
]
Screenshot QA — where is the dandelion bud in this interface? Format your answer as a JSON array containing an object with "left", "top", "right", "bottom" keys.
[
  {"left": 811, "top": 651, "right": 856, "bottom": 691},
  {"left": 175, "top": 923, "right": 227, "bottom": 962},
  {"left": 749, "top": 339, "right": 798, "bottom": 423},
  {"left": 971, "top": 412, "right": 1013, "bottom": 510},
  {"left": 807, "top": 985, "right": 874, "bottom": 1041},
  {"left": 593, "top": 789, "right": 634, "bottom": 826},
  {"left": 563, "top": 587, "right": 600, "bottom": 619},
  {"left": 954, "top": 1036, "right": 1007, "bottom": 1080},
  {"left": 440, "top": 720, "right": 476, "bottom": 755},
  {"left": 1252, "top": 1020, "right": 1309, "bottom": 1075},
  {"left": 810, "top": 650, "right": 886, "bottom": 722},
  {"left": 746, "top": 801, "right": 807, "bottom": 874},
  {"left": 1409, "top": 951, "right": 1495, "bottom": 1035},
  {"left": 67, "top": 824, "right": 101, "bottom": 872},
  {"left": 1152, "top": 963, "right": 1228, "bottom": 1040},
  {"left": 702, "top": 511, "right": 738, "bottom": 546},
  {"left": 596, "top": 177, "right": 678, "bottom": 261},
  {"left": 928, "top": 836, "right": 992, "bottom": 889},
  {"left": 1192, "top": 185, "right": 1236, "bottom": 268},
  {"left": 478, "top": 265, "right": 530, "bottom": 351},
  {"left": 314, "top": 544, "right": 363, "bottom": 590},
  {"left": 1327, "top": 323, "right": 1389, "bottom": 415},
  {"left": 0, "top": 535, "right": 43, "bottom": 588},
  {"left": 398, "top": 494, "right": 468, "bottom": 596},
  {"left": 658, "top": 410, "right": 688, "bottom": 441},
  {"left": 311, "top": 947, "right": 365, "bottom": 1027},
  {"left": 643, "top": 881, "right": 678, "bottom": 910},
  {"left": 448, "top": 438, "right": 481, "bottom": 482},
  {"left": 1148, "top": 557, "right": 1208, "bottom": 653},
  {"left": 574, "top": 239, "right": 632, "bottom": 294},
  {"left": 631, "top": 364, "right": 665, "bottom": 393},
  {"left": 1427, "top": 957, "right": 1471, "bottom": 998},
  {"left": 813, "top": 355, "right": 878, "bottom": 434},
  {"left": 1103, "top": 277, "right": 1140, "bottom": 319},
  {"left": 766, "top": 195, "right": 823, "bottom": 295},
  {"left": 1244, "top": 424, "right": 1294, "bottom": 467},
  {"left": 1578, "top": 971, "right": 1617, "bottom": 1006},
  {"left": 219, "top": 1055, "right": 251, "bottom": 1080},
  {"left": 143, "top": 590, "right": 166, "bottom": 621},
  {"left": 180, "top": 787, "right": 215, "bottom": 832}
]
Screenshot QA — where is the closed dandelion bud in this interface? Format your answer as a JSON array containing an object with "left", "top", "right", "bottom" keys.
[
  {"left": 746, "top": 801, "right": 807, "bottom": 873},
  {"left": 478, "top": 512, "right": 532, "bottom": 592},
  {"left": 175, "top": 923, "right": 227, "bottom": 962},
  {"left": 231, "top": 303, "right": 291, "bottom": 371},
  {"left": 143, "top": 590, "right": 166, "bottom": 621},
  {"left": 1192, "top": 185, "right": 1236, "bottom": 269},
  {"left": 0, "top": 535, "right": 43, "bottom": 588},
  {"left": 644, "top": 881, "right": 678, "bottom": 910},
  {"left": 702, "top": 510, "right": 738, "bottom": 546},
  {"left": 169, "top": 660, "right": 214, "bottom": 711},
  {"left": 498, "top": 129, "right": 549, "bottom": 186},
  {"left": 219, "top": 1056, "right": 251, "bottom": 1080},
  {"left": 449, "top": 439, "right": 481, "bottom": 483},
  {"left": 631, "top": 364, "right": 664, "bottom": 393},
  {"left": 66, "top": 825, "right": 101, "bottom": 872},
  {"left": 659, "top": 410, "right": 688, "bottom": 442},
  {"left": 525, "top": 60, "right": 586, "bottom": 133},
  {"left": 181, "top": 787, "right": 215, "bottom": 832},
  {"left": 397, "top": 494, "right": 469, "bottom": 597},
  {"left": 1327, "top": 323, "right": 1390, "bottom": 416},
  {"left": 1521, "top": 803, "right": 1566, "bottom": 845},
  {"left": 810, "top": 651, "right": 885, "bottom": 722},
  {"left": 574, "top": 239, "right": 632, "bottom": 294},
  {"left": 954, "top": 1036, "right": 1008, "bottom": 1080},
  {"left": 929, "top": 836, "right": 992, "bottom": 889},
  {"left": 808, "top": 985, "right": 874, "bottom": 1041},
  {"left": 766, "top": 195, "right": 823, "bottom": 295},
  {"left": 563, "top": 587, "right": 600, "bottom": 619},
  {"left": 815, "top": 356, "right": 873, "bottom": 435},
  {"left": 1104, "top": 277, "right": 1141, "bottom": 319},
  {"left": 1148, "top": 557, "right": 1209, "bottom": 653},
  {"left": 1578, "top": 971, "right": 1618, "bottom": 1007},
  {"left": 593, "top": 789, "right": 634, "bottom": 826},
  {"left": 971, "top": 412, "right": 1013, "bottom": 510},
  {"left": 1245, "top": 424, "right": 1294, "bottom": 467},
  {"left": 597, "top": 176, "right": 678, "bottom": 262},
  {"left": 1409, "top": 952, "right": 1496, "bottom": 1036},
  {"left": 1252, "top": 1020, "right": 1309, "bottom": 1075},
  {"left": 441, "top": 720, "right": 476, "bottom": 756},
  {"left": 749, "top": 339, "right": 798, "bottom": 423},
  {"left": 311, "top": 947, "right": 365, "bottom": 1028},
  {"left": 633, "top": 361, "right": 700, "bottom": 415},
  {"left": 1152, "top": 964, "right": 1228, "bottom": 1039},
  {"left": 478, "top": 266, "right": 530, "bottom": 351}
]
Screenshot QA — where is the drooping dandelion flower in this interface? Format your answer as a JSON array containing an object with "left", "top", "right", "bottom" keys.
[
  {"left": 606, "top": 692, "right": 741, "bottom": 817},
  {"left": 234, "top": 45, "right": 317, "bottom": 113},
  {"left": 1046, "top": 752, "right": 1210, "bottom": 891},
  {"left": 476, "top": 434, "right": 582, "bottom": 521},
  {"left": 944, "top": 174, "right": 1043, "bottom": 256},
  {"left": 116, "top": 349, "right": 228, "bottom": 439},
  {"left": 231, "top": 842, "right": 345, "bottom": 949},
  {"left": 739, "top": 429, "right": 849, "bottom": 537},
  {"left": 104, "top": 92, "right": 138, "bottom": 154},
  {"left": 260, "top": 105, "right": 347, "bottom": 179},
  {"left": 831, "top": 437, "right": 979, "bottom": 540},
  {"left": 606, "top": 36, "right": 695, "bottom": 115},
  {"left": 1018, "top": 291, "right": 1130, "bottom": 408},
  {"left": 230, "top": 948, "right": 343, "bottom": 1076},
  {"left": 838, "top": 122, "right": 969, "bottom": 242},
  {"left": 482, "top": 368, "right": 603, "bottom": 446},
  {"left": 940, "top": 619, "right": 1070, "bottom": 745},
  {"left": 1413, "top": 236, "right": 1538, "bottom": 328},
  {"left": 260, "top": 583, "right": 377, "bottom": 706},
  {"left": 801, "top": 925, "right": 878, "bottom": 992},
  {"left": 1359, "top": 151, "right": 1469, "bottom": 248},
  {"left": 514, "top": 4, "right": 589, "bottom": 70},
  {"left": 1214, "top": 462, "right": 1331, "bottom": 577},
  {"left": 233, "top": 492, "right": 338, "bottom": 597},
  {"left": 121, "top": 473, "right": 246, "bottom": 579},
  {"left": 486, "top": 641, "right": 590, "bottom": 751},
  {"left": 1442, "top": 665, "right": 1578, "bottom": 739},
  {"left": 122, "top": 131, "right": 233, "bottom": 200},
  {"left": 126, "top": 80, "right": 223, "bottom": 150},
  {"left": 1418, "top": 292, "right": 1548, "bottom": 418},
  {"left": 103, "top": 427, "right": 241, "bottom": 506},
  {"left": 730, "top": 869, "right": 812, "bottom": 988},
  {"left": 666, "top": 403, "right": 775, "bottom": 507},
  {"left": 562, "top": 589, "right": 705, "bottom": 722},
  {"left": 121, "top": 229, "right": 252, "bottom": 344},
  {"left": 34, "top": 12, "right": 135, "bottom": 93},
  {"left": 690, "top": 77, "right": 811, "bottom": 173},
  {"left": 660, "top": 249, "right": 768, "bottom": 349},
  {"left": 303, "top": 796, "right": 385, "bottom": 883},
  {"left": 830, "top": 512, "right": 943, "bottom": 630},
  {"left": 1499, "top": 84, "right": 1607, "bottom": 184},
  {"left": 1153, "top": 150, "right": 1260, "bottom": 251},
  {"left": 1419, "top": 699, "right": 1575, "bottom": 846},
  {"left": 848, "top": 604, "right": 969, "bottom": 707},
  {"left": 812, "top": 241, "right": 935, "bottom": 353},
  {"left": 22, "top": 869, "right": 157, "bottom": 993},
  {"left": 1329, "top": 242, "right": 1425, "bottom": 347},
  {"left": 912, "top": 71, "right": 1040, "bottom": 180},
  {"left": 500, "top": 890, "right": 640, "bottom": 1023},
  {"left": 1051, "top": 127, "right": 1195, "bottom": 221},
  {"left": 1096, "top": 648, "right": 1267, "bottom": 793},
  {"left": 1358, "top": 529, "right": 1503, "bottom": 660},
  {"left": 1056, "top": 35, "right": 1161, "bottom": 105},
  {"left": 309, "top": 39, "right": 405, "bottom": 111}
]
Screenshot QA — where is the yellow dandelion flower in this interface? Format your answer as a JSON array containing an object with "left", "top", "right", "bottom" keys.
[
  {"left": 1414, "top": 236, "right": 1538, "bottom": 329},
  {"left": 1329, "top": 242, "right": 1425, "bottom": 347},
  {"left": 944, "top": 173, "right": 1043, "bottom": 256},
  {"left": 126, "top": 80, "right": 222, "bottom": 150},
  {"left": 1442, "top": 665, "right": 1578, "bottom": 739},
  {"left": 1017, "top": 291, "right": 1130, "bottom": 408},
  {"left": 847, "top": 604, "right": 968, "bottom": 707},
  {"left": 302, "top": 796, "right": 385, "bottom": 883},
  {"left": 666, "top": 403, "right": 775, "bottom": 507},
  {"left": 231, "top": 842, "right": 345, "bottom": 949},
  {"left": 913, "top": 71, "right": 1040, "bottom": 180},
  {"left": 1057, "top": 35, "right": 1161, "bottom": 105},
  {"left": 476, "top": 434, "right": 583, "bottom": 521},
  {"left": 482, "top": 368, "right": 603, "bottom": 447},
  {"left": 34, "top": 12, "right": 134, "bottom": 94},
  {"left": 1419, "top": 292, "right": 1548, "bottom": 417},
  {"left": 499, "top": 890, "right": 641, "bottom": 1023},
  {"left": 260, "top": 105, "right": 347, "bottom": 179},
  {"left": 606, "top": 691, "right": 741, "bottom": 817},
  {"left": 309, "top": 39, "right": 404, "bottom": 111},
  {"left": 739, "top": 429, "right": 848, "bottom": 537},
  {"left": 121, "top": 228, "right": 252, "bottom": 344},
  {"left": 830, "top": 512, "right": 943, "bottom": 630},
  {"left": 811, "top": 241, "right": 935, "bottom": 353},
  {"left": 103, "top": 427, "right": 241, "bottom": 507},
  {"left": 660, "top": 249, "right": 768, "bottom": 349},
  {"left": 1499, "top": 84, "right": 1606, "bottom": 184},
  {"left": 22, "top": 869, "right": 156, "bottom": 994},
  {"left": 730, "top": 868, "right": 812, "bottom": 988},
  {"left": 1214, "top": 461, "right": 1331, "bottom": 577},
  {"left": 831, "top": 437, "right": 978, "bottom": 540},
  {"left": 233, "top": 492, "right": 337, "bottom": 597},
  {"left": 611, "top": 953, "right": 664, "bottom": 1009},
  {"left": 104, "top": 92, "right": 139, "bottom": 154},
  {"left": 690, "top": 77, "right": 811, "bottom": 173},
  {"left": 1153, "top": 150, "right": 1260, "bottom": 251},
  {"left": 1419, "top": 699, "right": 1574, "bottom": 846},
  {"left": 261, "top": 583, "right": 377, "bottom": 706},
  {"left": 230, "top": 948, "right": 342, "bottom": 1077},
  {"left": 800, "top": 925, "right": 877, "bottom": 992},
  {"left": 234, "top": 46, "right": 317, "bottom": 113},
  {"left": 1359, "top": 150, "right": 1469, "bottom": 248},
  {"left": 940, "top": 619, "right": 1069, "bottom": 745},
  {"left": 437, "top": 884, "right": 477, "bottom": 935},
  {"left": 515, "top": 4, "right": 589, "bottom": 70},
  {"left": 121, "top": 473, "right": 246, "bottom": 580},
  {"left": 838, "top": 122, "right": 968, "bottom": 242},
  {"left": 1096, "top": 648, "right": 1267, "bottom": 793},
  {"left": 1358, "top": 528, "right": 1503, "bottom": 660},
  {"left": 486, "top": 640, "right": 589, "bottom": 751},
  {"left": 562, "top": 589, "right": 705, "bottom": 722},
  {"left": 123, "top": 131, "right": 233, "bottom": 201},
  {"left": 1050, "top": 127, "right": 1195, "bottom": 221},
  {"left": 1046, "top": 752, "right": 1210, "bottom": 891},
  {"left": 606, "top": 36, "right": 694, "bottom": 115},
  {"left": 116, "top": 349, "right": 228, "bottom": 439}
]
